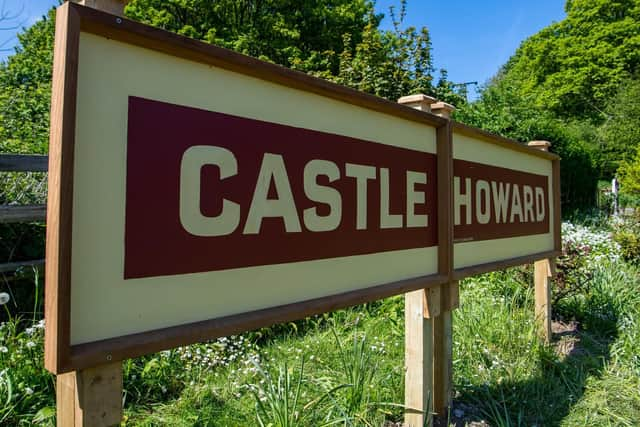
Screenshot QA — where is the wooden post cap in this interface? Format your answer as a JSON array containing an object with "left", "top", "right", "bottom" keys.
[
  {"left": 527, "top": 140, "right": 551, "bottom": 151},
  {"left": 398, "top": 94, "right": 438, "bottom": 112},
  {"left": 430, "top": 101, "right": 456, "bottom": 119},
  {"left": 70, "top": 0, "right": 130, "bottom": 16}
]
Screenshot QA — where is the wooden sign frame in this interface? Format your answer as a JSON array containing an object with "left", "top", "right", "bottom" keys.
[
  {"left": 45, "top": 2, "right": 453, "bottom": 374},
  {"left": 45, "top": 3, "right": 560, "bottom": 376}
]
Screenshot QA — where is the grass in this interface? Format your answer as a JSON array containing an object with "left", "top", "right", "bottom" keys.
[{"left": 1, "top": 219, "right": 639, "bottom": 426}]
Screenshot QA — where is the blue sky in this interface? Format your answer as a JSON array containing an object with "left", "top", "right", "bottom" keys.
[
  {"left": 3, "top": 0, "right": 566, "bottom": 99},
  {"left": 375, "top": 0, "right": 567, "bottom": 98}
]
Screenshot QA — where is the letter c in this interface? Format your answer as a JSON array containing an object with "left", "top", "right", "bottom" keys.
[{"left": 179, "top": 145, "right": 240, "bottom": 237}]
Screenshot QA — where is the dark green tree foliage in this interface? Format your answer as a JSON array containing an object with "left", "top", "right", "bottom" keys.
[
  {"left": 456, "top": 75, "right": 599, "bottom": 213},
  {"left": 125, "top": 0, "right": 463, "bottom": 103},
  {"left": 0, "top": 1, "right": 461, "bottom": 155},
  {"left": 453, "top": 0, "right": 640, "bottom": 212},
  {"left": 618, "top": 144, "right": 640, "bottom": 197},
  {"left": 496, "top": 0, "right": 640, "bottom": 121},
  {"left": 598, "top": 77, "right": 640, "bottom": 176},
  {"left": 125, "top": 0, "right": 376, "bottom": 75},
  {"left": 0, "top": 9, "right": 55, "bottom": 154}
]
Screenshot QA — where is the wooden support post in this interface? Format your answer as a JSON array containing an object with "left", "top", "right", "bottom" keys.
[
  {"left": 406, "top": 282, "right": 458, "bottom": 426},
  {"left": 405, "top": 290, "right": 434, "bottom": 427},
  {"left": 534, "top": 259, "right": 553, "bottom": 343},
  {"left": 399, "top": 94, "right": 457, "bottom": 426},
  {"left": 433, "top": 281, "right": 458, "bottom": 418},
  {"left": 527, "top": 140, "right": 554, "bottom": 343},
  {"left": 432, "top": 310, "right": 450, "bottom": 419},
  {"left": 57, "top": 362, "right": 123, "bottom": 427}
]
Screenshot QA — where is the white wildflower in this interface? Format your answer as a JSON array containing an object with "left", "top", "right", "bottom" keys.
[{"left": 0, "top": 293, "right": 9, "bottom": 305}]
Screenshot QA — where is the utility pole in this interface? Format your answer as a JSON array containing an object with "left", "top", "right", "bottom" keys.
[{"left": 452, "top": 81, "right": 478, "bottom": 101}]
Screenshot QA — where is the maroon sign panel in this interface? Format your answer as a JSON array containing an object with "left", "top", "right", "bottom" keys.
[
  {"left": 453, "top": 159, "right": 550, "bottom": 242},
  {"left": 125, "top": 97, "right": 437, "bottom": 279}
]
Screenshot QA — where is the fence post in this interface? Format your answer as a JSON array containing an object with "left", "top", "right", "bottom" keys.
[
  {"left": 55, "top": 4, "right": 127, "bottom": 427},
  {"left": 528, "top": 140, "right": 554, "bottom": 343}
]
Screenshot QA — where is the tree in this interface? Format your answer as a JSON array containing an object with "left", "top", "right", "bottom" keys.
[
  {"left": 618, "top": 144, "right": 640, "bottom": 197},
  {"left": 453, "top": 0, "right": 640, "bottom": 211},
  {"left": 126, "top": 0, "right": 462, "bottom": 103},
  {"left": 599, "top": 77, "right": 640, "bottom": 176},
  {"left": 489, "top": 0, "right": 640, "bottom": 122},
  {"left": 0, "top": 1, "right": 461, "bottom": 154},
  {"left": 125, "top": 0, "right": 377, "bottom": 77},
  {"left": 455, "top": 71, "right": 599, "bottom": 212},
  {"left": 0, "top": 9, "right": 55, "bottom": 154}
]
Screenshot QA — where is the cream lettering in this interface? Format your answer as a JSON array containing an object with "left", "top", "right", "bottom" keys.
[
  {"left": 179, "top": 145, "right": 241, "bottom": 237},
  {"left": 454, "top": 177, "right": 472, "bottom": 226},
  {"left": 180, "top": 146, "right": 431, "bottom": 236},
  {"left": 406, "top": 171, "right": 428, "bottom": 228},
  {"left": 475, "top": 180, "right": 491, "bottom": 225},
  {"left": 452, "top": 176, "right": 547, "bottom": 227},
  {"left": 303, "top": 160, "right": 342, "bottom": 232},
  {"left": 510, "top": 184, "right": 523, "bottom": 223},
  {"left": 380, "top": 168, "right": 403, "bottom": 229},
  {"left": 535, "top": 187, "right": 545, "bottom": 221},
  {"left": 346, "top": 163, "right": 376, "bottom": 230},
  {"left": 491, "top": 181, "right": 510, "bottom": 224}
]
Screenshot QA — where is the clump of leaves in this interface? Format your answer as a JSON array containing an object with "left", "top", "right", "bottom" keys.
[{"left": 612, "top": 212, "right": 640, "bottom": 264}]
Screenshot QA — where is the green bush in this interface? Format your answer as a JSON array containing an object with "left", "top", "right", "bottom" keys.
[{"left": 612, "top": 212, "right": 640, "bottom": 263}]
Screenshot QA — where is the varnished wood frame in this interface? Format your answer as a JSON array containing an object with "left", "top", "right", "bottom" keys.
[
  {"left": 45, "top": 3, "right": 450, "bottom": 374},
  {"left": 450, "top": 123, "right": 562, "bottom": 281},
  {"left": 45, "top": 3, "right": 81, "bottom": 375},
  {"left": 552, "top": 159, "right": 562, "bottom": 252}
]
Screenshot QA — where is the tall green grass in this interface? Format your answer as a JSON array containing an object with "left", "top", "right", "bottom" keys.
[{"left": 1, "top": 219, "right": 639, "bottom": 425}]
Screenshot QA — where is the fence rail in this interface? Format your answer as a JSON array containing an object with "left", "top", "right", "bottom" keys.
[
  {"left": 0, "top": 259, "right": 45, "bottom": 274},
  {"left": 1, "top": 154, "right": 49, "bottom": 272},
  {"left": 0, "top": 154, "right": 48, "bottom": 172},
  {"left": 0, "top": 204, "right": 47, "bottom": 223}
]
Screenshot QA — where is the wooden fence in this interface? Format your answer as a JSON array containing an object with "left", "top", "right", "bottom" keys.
[{"left": 0, "top": 154, "right": 48, "bottom": 272}]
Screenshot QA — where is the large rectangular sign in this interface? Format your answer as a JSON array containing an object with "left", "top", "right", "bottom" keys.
[{"left": 45, "top": 3, "right": 559, "bottom": 373}]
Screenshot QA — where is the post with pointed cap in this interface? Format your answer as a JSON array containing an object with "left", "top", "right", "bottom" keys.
[
  {"left": 398, "top": 94, "right": 457, "bottom": 426},
  {"left": 528, "top": 140, "right": 554, "bottom": 343},
  {"left": 429, "top": 103, "right": 456, "bottom": 420},
  {"left": 55, "top": 4, "right": 128, "bottom": 426},
  {"left": 398, "top": 94, "right": 437, "bottom": 427},
  {"left": 398, "top": 94, "right": 438, "bottom": 112},
  {"left": 430, "top": 101, "right": 456, "bottom": 119}
]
